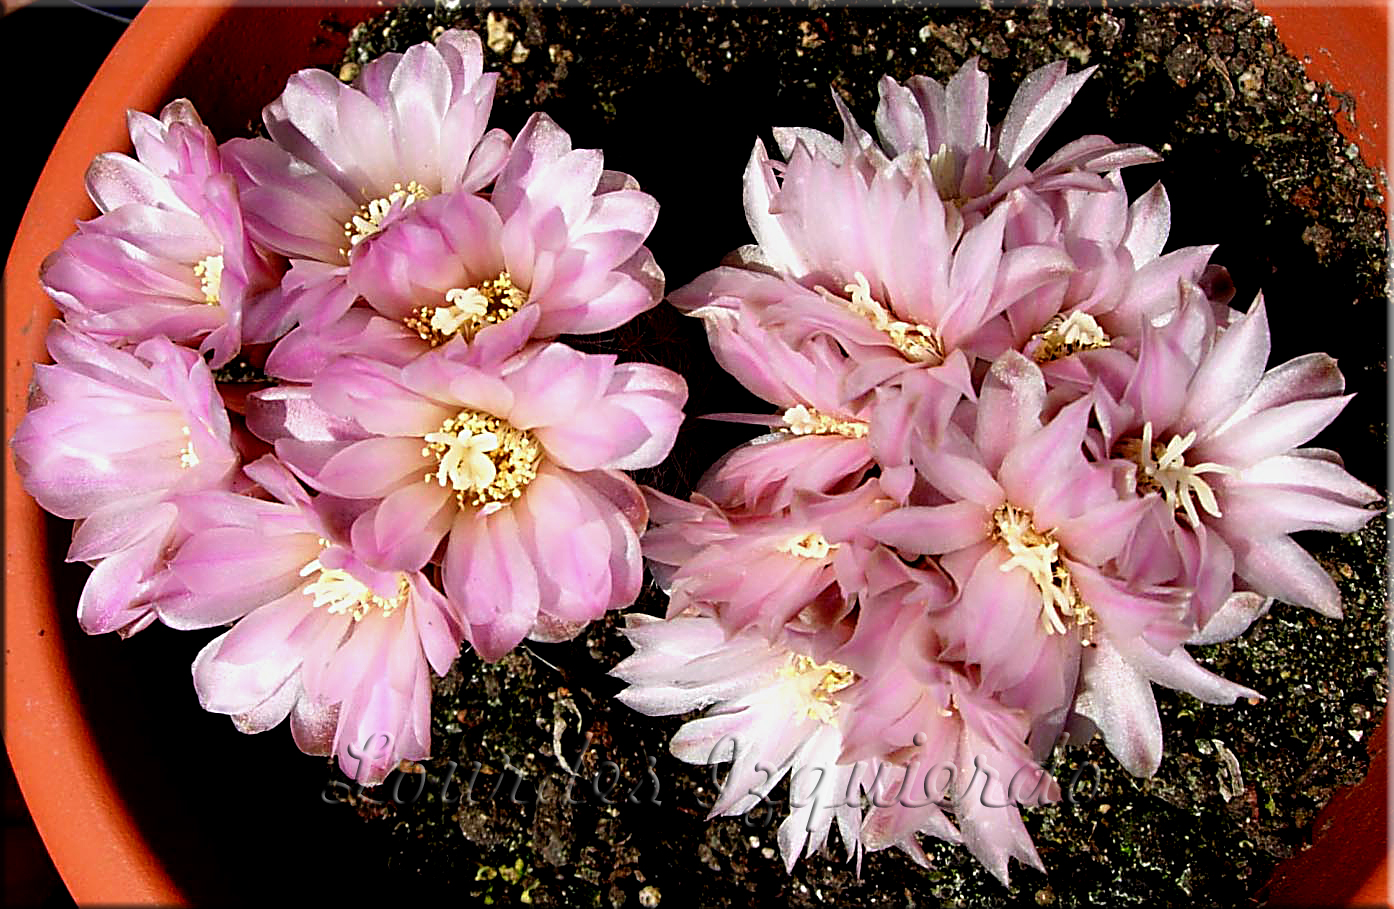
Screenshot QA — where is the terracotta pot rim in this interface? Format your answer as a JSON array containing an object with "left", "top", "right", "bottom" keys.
[
  {"left": 4, "top": 3, "right": 236, "bottom": 903},
  {"left": 3, "top": 2, "right": 1386, "bottom": 906}
]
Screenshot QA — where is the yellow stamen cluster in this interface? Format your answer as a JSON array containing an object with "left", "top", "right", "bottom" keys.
[
  {"left": 818, "top": 272, "right": 944, "bottom": 365},
  {"left": 1031, "top": 311, "right": 1112, "bottom": 363},
  {"left": 421, "top": 410, "right": 542, "bottom": 509},
  {"left": 299, "top": 558, "right": 409, "bottom": 621},
  {"left": 1119, "top": 421, "right": 1233, "bottom": 527},
  {"left": 177, "top": 426, "right": 199, "bottom": 469},
  {"left": 193, "top": 255, "right": 224, "bottom": 305},
  {"left": 777, "top": 531, "right": 837, "bottom": 560},
  {"left": 403, "top": 271, "right": 527, "bottom": 346},
  {"left": 341, "top": 180, "right": 430, "bottom": 253},
  {"left": 990, "top": 503, "right": 1095, "bottom": 641},
  {"left": 780, "top": 404, "right": 870, "bottom": 439},
  {"left": 777, "top": 654, "right": 857, "bottom": 724}
]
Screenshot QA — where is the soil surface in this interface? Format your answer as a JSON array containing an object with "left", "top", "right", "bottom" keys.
[{"left": 307, "top": 2, "right": 1389, "bottom": 907}]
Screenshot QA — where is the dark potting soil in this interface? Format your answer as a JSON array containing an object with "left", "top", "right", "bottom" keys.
[{"left": 308, "top": 2, "right": 1387, "bottom": 907}]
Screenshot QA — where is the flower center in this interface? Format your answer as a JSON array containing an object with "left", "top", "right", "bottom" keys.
[
  {"left": 817, "top": 272, "right": 944, "bottom": 365},
  {"left": 777, "top": 653, "right": 856, "bottom": 724},
  {"left": 299, "top": 558, "right": 409, "bottom": 622},
  {"left": 990, "top": 503, "right": 1094, "bottom": 640},
  {"left": 193, "top": 255, "right": 223, "bottom": 305},
  {"left": 177, "top": 425, "right": 199, "bottom": 469},
  {"left": 421, "top": 410, "right": 542, "bottom": 509},
  {"left": 1030, "top": 311, "right": 1111, "bottom": 363},
  {"left": 342, "top": 180, "right": 430, "bottom": 253},
  {"left": 1118, "top": 421, "right": 1233, "bottom": 527},
  {"left": 780, "top": 404, "right": 869, "bottom": 439},
  {"left": 403, "top": 271, "right": 527, "bottom": 346},
  {"left": 929, "top": 143, "right": 959, "bottom": 199},
  {"left": 777, "top": 531, "right": 837, "bottom": 560}
]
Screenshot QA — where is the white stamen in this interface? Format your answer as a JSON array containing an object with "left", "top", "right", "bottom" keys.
[
  {"left": 299, "top": 558, "right": 408, "bottom": 622},
  {"left": 991, "top": 503, "right": 1094, "bottom": 640},
  {"left": 1032, "top": 311, "right": 1111, "bottom": 362},
  {"left": 1128, "top": 421, "right": 1234, "bottom": 526},
  {"left": 405, "top": 272, "right": 527, "bottom": 346},
  {"left": 776, "top": 654, "right": 856, "bottom": 724},
  {"left": 929, "top": 143, "right": 958, "bottom": 198},
  {"left": 816, "top": 272, "right": 944, "bottom": 365},
  {"left": 421, "top": 410, "right": 542, "bottom": 508},
  {"left": 178, "top": 425, "right": 199, "bottom": 469},
  {"left": 341, "top": 180, "right": 430, "bottom": 253},
  {"left": 424, "top": 427, "right": 500, "bottom": 493}
]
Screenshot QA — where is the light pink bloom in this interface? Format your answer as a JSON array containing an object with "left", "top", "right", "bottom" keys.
[
  {"left": 10, "top": 322, "right": 238, "bottom": 635},
  {"left": 266, "top": 113, "right": 662, "bottom": 381},
  {"left": 250, "top": 341, "right": 686, "bottom": 660},
  {"left": 671, "top": 132, "right": 1072, "bottom": 449},
  {"left": 612, "top": 612, "right": 867, "bottom": 872},
  {"left": 867, "top": 353, "right": 1191, "bottom": 695},
  {"left": 847, "top": 659, "right": 1055, "bottom": 886},
  {"left": 172, "top": 455, "right": 464, "bottom": 785},
  {"left": 665, "top": 308, "right": 876, "bottom": 510},
  {"left": 224, "top": 29, "right": 511, "bottom": 333},
  {"left": 42, "top": 99, "right": 283, "bottom": 366},
  {"left": 1093, "top": 293, "right": 1381, "bottom": 623},
  {"left": 641, "top": 480, "right": 907, "bottom": 640},
  {"left": 864, "top": 59, "right": 1159, "bottom": 215},
  {"left": 612, "top": 604, "right": 1057, "bottom": 886},
  {"left": 984, "top": 174, "right": 1226, "bottom": 397}
]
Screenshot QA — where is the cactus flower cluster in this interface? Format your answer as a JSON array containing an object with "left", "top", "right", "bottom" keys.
[
  {"left": 12, "top": 30, "right": 1377, "bottom": 884},
  {"left": 611, "top": 59, "right": 1379, "bottom": 881}
]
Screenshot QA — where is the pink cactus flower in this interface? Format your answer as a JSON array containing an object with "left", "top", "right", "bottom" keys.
[
  {"left": 612, "top": 604, "right": 1058, "bottom": 885},
  {"left": 224, "top": 29, "right": 511, "bottom": 334},
  {"left": 865, "top": 59, "right": 1159, "bottom": 215},
  {"left": 249, "top": 341, "right": 686, "bottom": 660},
  {"left": 991, "top": 173, "right": 1228, "bottom": 398},
  {"left": 42, "top": 99, "right": 283, "bottom": 367},
  {"left": 866, "top": 352, "right": 1191, "bottom": 694},
  {"left": 1093, "top": 293, "right": 1381, "bottom": 624},
  {"left": 663, "top": 308, "right": 877, "bottom": 510},
  {"left": 266, "top": 113, "right": 663, "bottom": 381},
  {"left": 849, "top": 661, "right": 1056, "bottom": 887},
  {"left": 612, "top": 611, "right": 868, "bottom": 872},
  {"left": 10, "top": 322, "right": 238, "bottom": 635},
  {"left": 641, "top": 480, "right": 902, "bottom": 640},
  {"left": 170, "top": 455, "right": 465, "bottom": 785}
]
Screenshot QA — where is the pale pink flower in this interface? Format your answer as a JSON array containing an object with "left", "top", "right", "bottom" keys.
[
  {"left": 42, "top": 99, "right": 283, "bottom": 366},
  {"left": 612, "top": 603, "right": 1058, "bottom": 886},
  {"left": 266, "top": 113, "right": 662, "bottom": 381},
  {"left": 176, "top": 456, "right": 465, "bottom": 784},
  {"left": 662, "top": 307, "right": 877, "bottom": 509},
  {"left": 1093, "top": 293, "right": 1381, "bottom": 624},
  {"left": 612, "top": 612, "right": 867, "bottom": 872},
  {"left": 10, "top": 322, "right": 238, "bottom": 635},
  {"left": 249, "top": 341, "right": 686, "bottom": 660},
  {"left": 864, "top": 59, "right": 1158, "bottom": 214},
  {"left": 989, "top": 173, "right": 1227, "bottom": 399},
  {"left": 866, "top": 353, "right": 1190, "bottom": 695},
  {"left": 641, "top": 480, "right": 903, "bottom": 640},
  {"left": 224, "top": 29, "right": 511, "bottom": 334}
]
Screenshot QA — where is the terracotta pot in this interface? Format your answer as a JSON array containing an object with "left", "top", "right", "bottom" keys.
[
  {"left": 1249, "top": 7, "right": 1388, "bottom": 906},
  {"left": 3, "top": 2, "right": 380, "bottom": 905},
  {"left": 3, "top": 1, "right": 1386, "bottom": 906}
]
